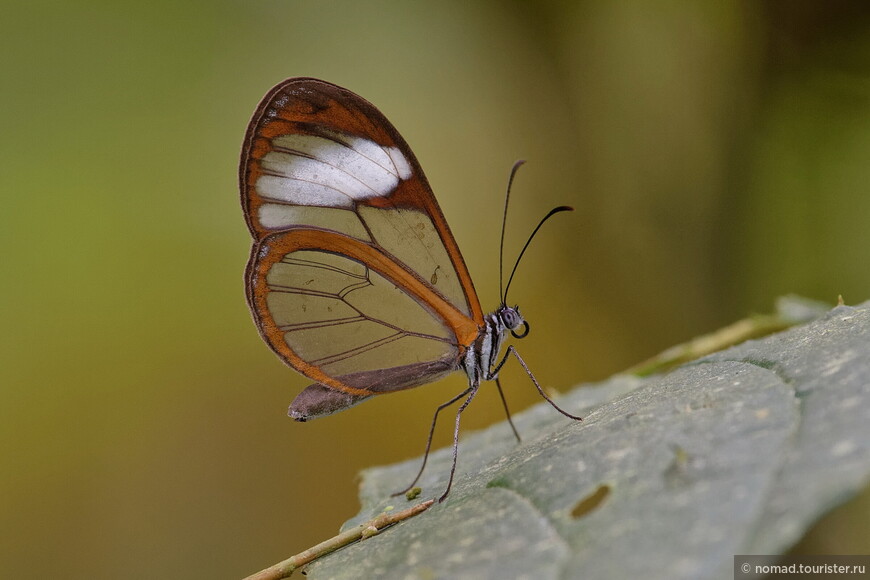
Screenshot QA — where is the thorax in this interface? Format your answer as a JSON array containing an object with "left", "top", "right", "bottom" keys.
[{"left": 460, "top": 312, "right": 508, "bottom": 387}]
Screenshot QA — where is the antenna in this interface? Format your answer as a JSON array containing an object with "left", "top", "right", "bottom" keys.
[
  {"left": 502, "top": 205, "right": 574, "bottom": 305},
  {"left": 498, "top": 160, "right": 526, "bottom": 304}
]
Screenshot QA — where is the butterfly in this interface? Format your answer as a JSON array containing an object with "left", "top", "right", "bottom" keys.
[{"left": 240, "top": 78, "right": 581, "bottom": 502}]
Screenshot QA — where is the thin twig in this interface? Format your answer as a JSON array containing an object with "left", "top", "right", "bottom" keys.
[{"left": 242, "top": 500, "right": 434, "bottom": 580}]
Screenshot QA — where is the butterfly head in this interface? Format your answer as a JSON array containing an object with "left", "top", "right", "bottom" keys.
[{"left": 498, "top": 305, "right": 530, "bottom": 339}]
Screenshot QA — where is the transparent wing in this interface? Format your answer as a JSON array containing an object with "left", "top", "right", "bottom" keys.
[
  {"left": 240, "top": 78, "right": 486, "bottom": 397},
  {"left": 246, "top": 228, "right": 478, "bottom": 396},
  {"left": 240, "top": 77, "right": 483, "bottom": 323}
]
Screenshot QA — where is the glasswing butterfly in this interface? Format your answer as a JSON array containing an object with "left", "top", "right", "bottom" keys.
[{"left": 240, "top": 78, "right": 581, "bottom": 502}]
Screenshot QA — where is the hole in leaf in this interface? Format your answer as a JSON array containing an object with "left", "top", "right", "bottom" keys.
[{"left": 571, "top": 484, "right": 611, "bottom": 519}]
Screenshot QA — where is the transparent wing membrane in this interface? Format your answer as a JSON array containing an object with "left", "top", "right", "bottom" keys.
[
  {"left": 262, "top": 249, "right": 458, "bottom": 379},
  {"left": 358, "top": 206, "right": 469, "bottom": 317},
  {"left": 241, "top": 78, "right": 484, "bottom": 401}
]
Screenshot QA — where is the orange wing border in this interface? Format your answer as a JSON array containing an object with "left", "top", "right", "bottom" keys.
[
  {"left": 239, "top": 77, "right": 484, "bottom": 326},
  {"left": 247, "top": 228, "right": 481, "bottom": 396}
]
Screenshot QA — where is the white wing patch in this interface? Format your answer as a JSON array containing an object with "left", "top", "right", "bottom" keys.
[
  {"left": 255, "top": 133, "right": 411, "bottom": 208},
  {"left": 386, "top": 146, "right": 412, "bottom": 180},
  {"left": 257, "top": 204, "right": 372, "bottom": 240}
]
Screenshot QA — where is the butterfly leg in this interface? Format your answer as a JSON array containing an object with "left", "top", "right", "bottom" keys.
[
  {"left": 392, "top": 386, "right": 472, "bottom": 497},
  {"left": 494, "top": 346, "right": 583, "bottom": 422},
  {"left": 438, "top": 385, "right": 481, "bottom": 503},
  {"left": 494, "top": 376, "right": 521, "bottom": 443}
]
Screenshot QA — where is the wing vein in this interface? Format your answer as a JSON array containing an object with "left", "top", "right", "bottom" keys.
[
  {"left": 311, "top": 331, "right": 405, "bottom": 366},
  {"left": 278, "top": 315, "right": 366, "bottom": 332},
  {"left": 270, "top": 148, "right": 386, "bottom": 197}
]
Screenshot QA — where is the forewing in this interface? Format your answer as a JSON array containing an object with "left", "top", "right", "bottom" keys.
[{"left": 240, "top": 77, "right": 483, "bottom": 323}]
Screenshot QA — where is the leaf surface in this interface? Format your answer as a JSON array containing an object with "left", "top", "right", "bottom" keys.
[{"left": 306, "top": 301, "right": 870, "bottom": 580}]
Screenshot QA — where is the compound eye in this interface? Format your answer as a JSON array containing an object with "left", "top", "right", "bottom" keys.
[
  {"left": 500, "top": 308, "right": 519, "bottom": 329},
  {"left": 500, "top": 307, "right": 525, "bottom": 332}
]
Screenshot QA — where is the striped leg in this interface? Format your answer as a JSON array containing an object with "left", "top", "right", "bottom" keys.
[
  {"left": 494, "top": 376, "right": 521, "bottom": 443},
  {"left": 494, "top": 346, "right": 583, "bottom": 422},
  {"left": 392, "top": 387, "right": 472, "bottom": 497},
  {"left": 438, "top": 385, "right": 481, "bottom": 503}
]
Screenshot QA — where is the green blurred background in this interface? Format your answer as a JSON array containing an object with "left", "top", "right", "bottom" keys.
[{"left": 2, "top": 1, "right": 869, "bottom": 577}]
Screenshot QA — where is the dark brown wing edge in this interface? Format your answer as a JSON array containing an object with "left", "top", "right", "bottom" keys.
[
  {"left": 239, "top": 77, "right": 485, "bottom": 324},
  {"left": 289, "top": 357, "right": 457, "bottom": 421}
]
